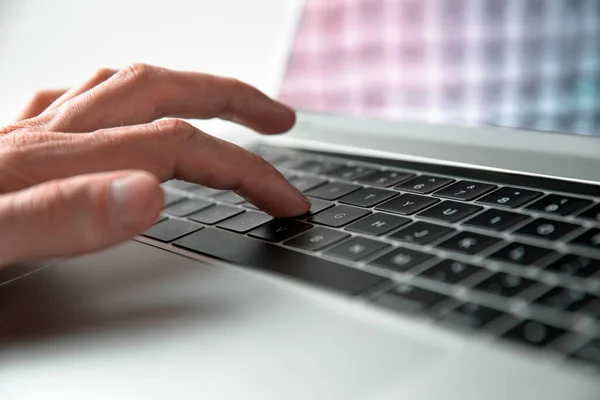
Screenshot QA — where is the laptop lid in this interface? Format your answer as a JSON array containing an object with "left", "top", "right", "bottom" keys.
[{"left": 269, "top": 0, "right": 600, "bottom": 182}]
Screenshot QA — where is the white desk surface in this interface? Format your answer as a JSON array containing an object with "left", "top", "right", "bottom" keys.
[{"left": 0, "top": 0, "right": 303, "bottom": 141}]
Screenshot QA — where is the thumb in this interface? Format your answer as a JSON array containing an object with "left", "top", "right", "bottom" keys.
[{"left": 0, "top": 170, "right": 163, "bottom": 267}]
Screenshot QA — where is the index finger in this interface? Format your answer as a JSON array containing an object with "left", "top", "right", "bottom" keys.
[{"left": 42, "top": 64, "right": 296, "bottom": 134}]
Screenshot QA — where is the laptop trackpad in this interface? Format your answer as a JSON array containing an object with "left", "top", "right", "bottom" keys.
[{"left": 0, "top": 241, "right": 443, "bottom": 399}]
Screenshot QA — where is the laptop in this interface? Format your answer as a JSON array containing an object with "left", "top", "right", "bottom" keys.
[{"left": 1, "top": 0, "right": 599, "bottom": 399}]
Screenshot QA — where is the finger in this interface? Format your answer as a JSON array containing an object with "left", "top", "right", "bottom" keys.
[
  {"left": 14, "top": 89, "right": 68, "bottom": 121},
  {"left": 46, "top": 68, "right": 118, "bottom": 111},
  {"left": 42, "top": 64, "right": 296, "bottom": 134},
  {"left": 4, "top": 119, "right": 310, "bottom": 217},
  {"left": 0, "top": 170, "right": 162, "bottom": 267}
]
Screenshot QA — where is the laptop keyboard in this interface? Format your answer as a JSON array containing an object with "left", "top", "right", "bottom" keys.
[{"left": 146, "top": 146, "right": 600, "bottom": 372}]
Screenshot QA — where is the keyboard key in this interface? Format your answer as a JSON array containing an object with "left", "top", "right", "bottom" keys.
[
  {"left": 370, "top": 247, "right": 434, "bottom": 272},
  {"left": 437, "top": 302, "right": 503, "bottom": 330},
  {"left": 213, "top": 191, "right": 246, "bottom": 205},
  {"left": 217, "top": 211, "right": 273, "bottom": 233},
  {"left": 570, "top": 228, "right": 600, "bottom": 250},
  {"left": 374, "top": 283, "right": 448, "bottom": 314},
  {"left": 284, "top": 227, "right": 350, "bottom": 251},
  {"left": 289, "top": 176, "right": 327, "bottom": 192},
  {"left": 188, "top": 204, "right": 244, "bottom": 225},
  {"left": 577, "top": 203, "right": 600, "bottom": 222},
  {"left": 418, "top": 260, "right": 484, "bottom": 284},
  {"left": 306, "top": 197, "right": 334, "bottom": 216},
  {"left": 489, "top": 242, "right": 555, "bottom": 266},
  {"left": 502, "top": 320, "right": 567, "bottom": 347},
  {"left": 545, "top": 255, "right": 600, "bottom": 278},
  {"left": 164, "top": 198, "right": 213, "bottom": 217},
  {"left": 249, "top": 220, "right": 313, "bottom": 242},
  {"left": 324, "top": 237, "right": 390, "bottom": 261},
  {"left": 570, "top": 339, "right": 600, "bottom": 368},
  {"left": 338, "top": 187, "right": 398, "bottom": 208},
  {"left": 309, "top": 205, "right": 370, "bottom": 228},
  {"left": 294, "top": 160, "right": 342, "bottom": 175},
  {"left": 241, "top": 202, "right": 259, "bottom": 210},
  {"left": 477, "top": 187, "right": 542, "bottom": 208},
  {"left": 327, "top": 165, "right": 375, "bottom": 181},
  {"left": 143, "top": 218, "right": 203, "bottom": 242},
  {"left": 376, "top": 194, "right": 439, "bottom": 215},
  {"left": 532, "top": 287, "right": 598, "bottom": 313},
  {"left": 514, "top": 218, "right": 580, "bottom": 241},
  {"left": 473, "top": 272, "right": 537, "bottom": 297},
  {"left": 357, "top": 170, "right": 414, "bottom": 187},
  {"left": 525, "top": 195, "right": 593, "bottom": 216},
  {"left": 389, "top": 222, "right": 455, "bottom": 245},
  {"left": 174, "top": 228, "right": 388, "bottom": 295},
  {"left": 437, "top": 232, "right": 501, "bottom": 255},
  {"left": 417, "top": 201, "right": 482, "bottom": 223},
  {"left": 161, "top": 180, "right": 193, "bottom": 191},
  {"left": 182, "top": 184, "right": 221, "bottom": 198},
  {"left": 395, "top": 175, "right": 454, "bottom": 194},
  {"left": 463, "top": 209, "right": 530, "bottom": 231},
  {"left": 305, "top": 182, "right": 361, "bottom": 200},
  {"left": 346, "top": 213, "right": 410, "bottom": 236},
  {"left": 434, "top": 181, "right": 496, "bottom": 201},
  {"left": 163, "top": 191, "right": 185, "bottom": 207}
]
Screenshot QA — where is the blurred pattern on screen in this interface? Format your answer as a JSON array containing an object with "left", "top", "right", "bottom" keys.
[{"left": 279, "top": 0, "right": 600, "bottom": 136}]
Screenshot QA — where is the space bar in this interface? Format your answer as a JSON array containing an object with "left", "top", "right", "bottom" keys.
[{"left": 173, "top": 227, "right": 388, "bottom": 295}]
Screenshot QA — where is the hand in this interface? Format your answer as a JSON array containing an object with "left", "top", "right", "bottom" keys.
[{"left": 0, "top": 64, "right": 309, "bottom": 267}]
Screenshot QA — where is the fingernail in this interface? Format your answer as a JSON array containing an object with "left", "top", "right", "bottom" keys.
[{"left": 111, "top": 174, "right": 149, "bottom": 229}]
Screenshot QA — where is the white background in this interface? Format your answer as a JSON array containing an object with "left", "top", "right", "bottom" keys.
[{"left": 0, "top": 0, "right": 302, "bottom": 136}]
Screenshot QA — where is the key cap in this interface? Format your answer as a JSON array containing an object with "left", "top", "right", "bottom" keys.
[
  {"left": 284, "top": 227, "right": 350, "bottom": 251},
  {"left": 370, "top": 247, "right": 434, "bottom": 272},
  {"left": 570, "top": 228, "right": 600, "bottom": 250},
  {"left": 577, "top": 203, "right": 600, "bottom": 222},
  {"left": 143, "top": 218, "right": 203, "bottom": 242},
  {"left": 515, "top": 218, "right": 580, "bottom": 241},
  {"left": 163, "top": 191, "right": 186, "bottom": 207},
  {"left": 164, "top": 198, "right": 213, "bottom": 217},
  {"left": 545, "top": 254, "right": 600, "bottom": 278},
  {"left": 345, "top": 213, "right": 410, "bottom": 236},
  {"left": 489, "top": 242, "right": 555, "bottom": 266},
  {"left": 437, "top": 232, "right": 501, "bottom": 255},
  {"left": 434, "top": 180, "right": 496, "bottom": 201},
  {"left": 338, "top": 188, "right": 398, "bottom": 208},
  {"left": 395, "top": 175, "right": 454, "bottom": 194},
  {"left": 241, "top": 202, "right": 259, "bottom": 210},
  {"left": 174, "top": 228, "right": 388, "bottom": 295},
  {"left": 188, "top": 204, "right": 244, "bottom": 225},
  {"left": 376, "top": 194, "right": 439, "bottom": 215},
  {"left": 525, "top": 194, "right": 593, "bottom": 216},
  {"left": 328, "top": 165, "right": 376, "bottom": 181},
  {"left": 532, "top": 287, "right": 598, "bottom": 313},
  {"left": 373, "top": 283, "right": 448, "bottom": 314},
  {"left": 289, "top": 176, "right": 327, "bottom": 192},
  {"left": 249, "top": 220, "right": 313, "bottom": 242},
  {"left": 306, "top": 197, "right": 334, "bottom": 216},
  {"left": 477, "top": 187, "right": 542, "bottom": 208},
  {"left": 213, "top": 191, "right": 246, "bottom": 205},
  {"left": 463, "top": 209, "right": 530, "bottom": 231},
  {"left": 570, "top": 339, "right": 600, "bottom": 368},
  {"left": 182, "top": 184, "right": 221, "bottom": 198},
  {"left": 294, "top": 160, "right": 342, "bottom": 175},
  {"left": 418, "top": 259, "right": 484, "bottom": 284},
  {"left": 309, "top": 205, "right": 370, "bottom": 228},
  {"left": 217, "top": 211, "right": 273, "bottom": 233},
  {"left": 437, "top": 302, "right": 503, "bottom": 330},
  {"left": 388, "top": 222, "right": 455, "bottom": 245},
  {"left": 324, "top": 237, "right": 390, "bottom": 262},
  {"left": 305, "top": 182, "right": 362, "bottom": 200},
  {"left": 473, "top": 272, "right": 537, "bottom": 297},
  {"left": 502, "top": 320, "right": 567, "bottom": 347},
  {"left": 161, "top": 180, "right": 193, "bottom": 191},
  {"left": 417, "top": 201, "right": 482, "bottom": 223},
  {"left": 357, "top": 170, "right": 414, "bottom": 187}
]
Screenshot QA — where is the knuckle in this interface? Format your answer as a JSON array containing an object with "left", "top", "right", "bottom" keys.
[
  {"left": 90, "top": 67, "right": 115, "bottom": 82},
  {"left": 29, "top": 90, "right": 51, "bottom": 105},
  {"left": 152, "top": 119, "right": 197, "bottom": 141},
  {"left": 117, "top": 63, "right": 158, "bottom": 84}
]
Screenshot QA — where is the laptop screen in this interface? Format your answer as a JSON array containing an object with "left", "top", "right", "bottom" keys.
[{"left": 279, "top": 0, "right": 600, "bottom": 136}]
